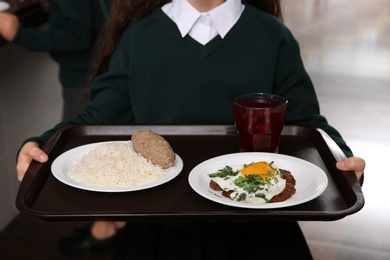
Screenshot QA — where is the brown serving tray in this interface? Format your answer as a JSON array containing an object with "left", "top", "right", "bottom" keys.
[{"left": 16, "top": 125, "right": 364, "bottom": 222}]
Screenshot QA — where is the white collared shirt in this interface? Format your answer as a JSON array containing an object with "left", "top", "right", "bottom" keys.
[{"left": 162, "top": 0, "right": 244, "bottom": 45}]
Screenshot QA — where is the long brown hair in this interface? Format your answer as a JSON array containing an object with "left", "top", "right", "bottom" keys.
[{"left": 90, "top": 0, "right": 283, "bottom": 80}]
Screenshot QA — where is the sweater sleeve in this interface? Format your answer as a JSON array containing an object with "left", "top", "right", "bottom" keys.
[
  {"left": 273, "top": 25, "right": 353, "bottom": 158},
  {"left": 13, "top": 0, "right": 94, "bottom": 52}
]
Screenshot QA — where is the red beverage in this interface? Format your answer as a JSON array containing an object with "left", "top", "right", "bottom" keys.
[{"left": 234, "top": 93, "right": 287, "bottom": 152}]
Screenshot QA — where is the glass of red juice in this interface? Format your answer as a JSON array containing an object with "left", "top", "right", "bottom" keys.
[{"left": 233, "top": 93, "right": 288, "bottom": 153}]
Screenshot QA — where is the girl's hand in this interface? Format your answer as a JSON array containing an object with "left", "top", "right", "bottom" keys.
[
  {"left": 0, "top": 12, "right": 20, "bottom": 42},
  {"left": 336, "top": 157, "right": 365, "bottom": 180},
  {"left": 16, "top": 142, "right": 48, "bottom": 181}
]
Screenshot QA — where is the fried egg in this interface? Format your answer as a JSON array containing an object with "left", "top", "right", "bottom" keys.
[
  {"left": 241, "top": 161, "right": 277, "bottom": 178},
  {"left": 209, "top": 161, "right": 286, "bottom": 204}
]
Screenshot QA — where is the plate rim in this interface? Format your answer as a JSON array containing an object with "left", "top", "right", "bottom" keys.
[
  {"left": 188, "top": 152, "right": 328, "bottom": 209},
  {"left": 51, "top": 140, "right": 183, "bottom": 192}
]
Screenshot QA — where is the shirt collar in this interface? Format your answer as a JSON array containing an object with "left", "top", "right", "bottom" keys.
[{"left": 169, "top": 0, "right": 244, "bottom": 39}]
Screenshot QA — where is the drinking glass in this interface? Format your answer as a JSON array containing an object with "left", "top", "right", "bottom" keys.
[{"left": 233, "top": 93, "right": 288, "bottom": 153}]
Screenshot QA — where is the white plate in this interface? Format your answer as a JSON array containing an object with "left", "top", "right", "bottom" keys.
[
  {"left": 51, "top": 141, "right": 183, "bottom": 192},
  {"left": 0, "top": 2, "right": 10, "bottom": 12},
  {"left": 188, "top": 152, "right": 328, "bottom": 209}
]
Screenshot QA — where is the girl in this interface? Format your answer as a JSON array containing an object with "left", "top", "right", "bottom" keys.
[{"left": 16, "top": 0, "right": 365, "bottom": 258}]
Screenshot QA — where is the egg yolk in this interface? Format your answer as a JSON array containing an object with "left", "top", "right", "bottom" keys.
[{"left": 241, "top": 161, "right": 276, "bottom": 179}]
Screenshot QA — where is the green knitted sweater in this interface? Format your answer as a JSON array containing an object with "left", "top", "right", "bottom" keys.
[{"left": 25, "top": 5, "right": 352, "bottom": 156}]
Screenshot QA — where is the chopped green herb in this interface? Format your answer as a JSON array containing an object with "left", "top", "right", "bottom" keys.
[
  {"left": 233, "top": 174, "right": 270, "bottom": 194},
  {"left": 255, "top": 193, "right": 269, "bottom": 202},
  {"left": 208, "top": 166, "right": 240, "bottom": 178},
  {"left": 237, "top": 193, "right": 247, "bottom": 201}
]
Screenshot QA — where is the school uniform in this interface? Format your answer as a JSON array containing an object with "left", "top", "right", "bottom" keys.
[{"left": 27, "top": 1, "right": 352, "bottom": 158}]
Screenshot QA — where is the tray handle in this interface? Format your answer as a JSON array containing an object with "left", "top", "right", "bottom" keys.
[
  {"left": 317, "top": 128, "right": 365, "bottom": 211},
  {"left": 316, "top": 128, "right": 347, "bottom": 161}
]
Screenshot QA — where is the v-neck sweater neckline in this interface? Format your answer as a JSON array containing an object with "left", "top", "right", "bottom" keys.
[{"left": 153, "top": 4, "right": 253, "bottom": 57}]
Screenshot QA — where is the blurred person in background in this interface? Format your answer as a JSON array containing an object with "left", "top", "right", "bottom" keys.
[
  {"left": 0, "top": 0, "right": 126, "bottom": 253},
  {"left": 0, "top": 0, "right": 110, "bottom": 120}
]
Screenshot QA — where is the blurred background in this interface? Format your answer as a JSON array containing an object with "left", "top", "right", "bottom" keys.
[
  {"left": 283, "top": 0, "right": 390, "bottom": 259},
  {"left": 0, "top": 0, "right": 389, "bottom": 259}
]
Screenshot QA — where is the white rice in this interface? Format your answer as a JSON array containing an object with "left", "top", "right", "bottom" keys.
[{"left": 67, "top": 141, "right": 169, "bottom": 188}]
